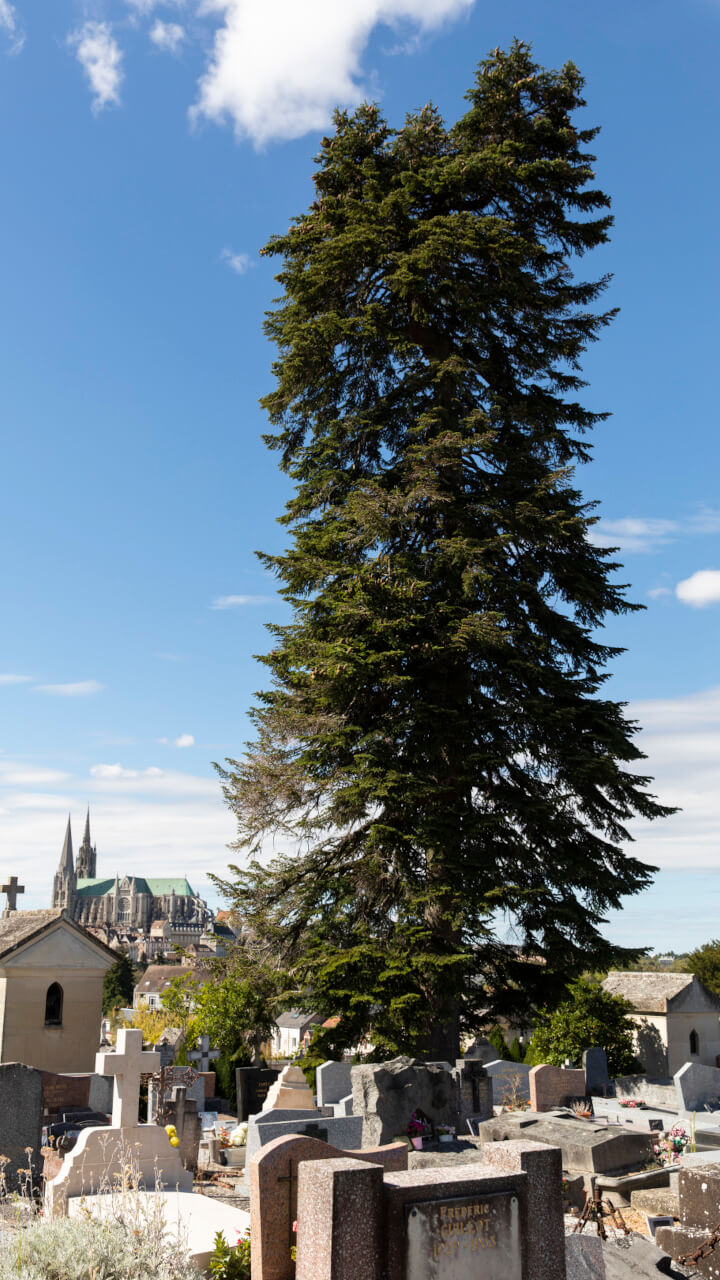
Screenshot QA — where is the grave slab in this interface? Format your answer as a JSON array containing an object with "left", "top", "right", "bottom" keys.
[
  {"left": 246, "top": 1113, "right": 362, "bottom": 1163},
  {"left": 67, "top": 1188, "right": 250, "bottom": 1273},
  {"left": 474, "top": 1110, "right": 654, "bottom": 1174}
]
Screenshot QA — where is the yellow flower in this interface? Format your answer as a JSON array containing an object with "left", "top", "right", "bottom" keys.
[{"left": 169, "top": 1137, "right": 180, "bottom": 1148}]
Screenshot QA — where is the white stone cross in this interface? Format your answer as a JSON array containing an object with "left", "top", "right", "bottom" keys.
[
  {"left": 95, "top": 1027, "right": 163, "bottom": 1128},
  {"left": 1, "top": 875, "right": 24, "bottom": 915},
  {"left": 187, "top": 1034, "right": 221, "bottom": 1073}
]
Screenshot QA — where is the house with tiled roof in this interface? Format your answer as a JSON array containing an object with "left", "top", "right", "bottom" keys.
[{"left": 603, "top": 971, "right": 720, "bottom": 1075}]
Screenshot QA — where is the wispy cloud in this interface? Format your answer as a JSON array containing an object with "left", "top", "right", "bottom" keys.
[
  {"left": 220, "top": 248, "right": 254, "bottom": 275},
  {"left": 90, "top": 763, "right": 163, "bottom": 780},
  {"left": 0, "top": 0, "right": 23, "bottom": 52},
  {"left": 676, "top": 569, "right": 720, "bottom": 608},
  {"left": 150, "top": 20, "right": 186, "bottom": 53},
  {"left": 174, "top": 733, "right": 195, "bottom": 748},
  {"left": 647, "top": 586, "right": 672, "bottom": 599},
  {"left": 211, "top": 594, "right": 272, "bottom": 609},
  {"left": 191, "top": 0, "right": 474, "bottom": 146},
  {"left": 589, "top": 506, "right": 720, "bottom": 555},
  {"left": 69, "top": 22, "right": 123, "bottom": 113},
  {"left": 36, "top": 680, "right": 104, "bottom": 697},
  {"left": 0, "top": 674, "right": 32, "bottom": 686}
]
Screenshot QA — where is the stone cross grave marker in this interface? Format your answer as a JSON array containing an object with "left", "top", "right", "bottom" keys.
[
  {"left": 188, "top": 1034, "right": 220, "bottom": 1073},
  {"left": 95, "top": 1027, "right": 162, "bottom": 1128},
  {"left": 1, "top": 874, "right": 24, "bottom": 916}
]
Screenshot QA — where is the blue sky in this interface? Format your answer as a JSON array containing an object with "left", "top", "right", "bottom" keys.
[{"left": 1, "top": 0, "right": 719, "bottom": 951}]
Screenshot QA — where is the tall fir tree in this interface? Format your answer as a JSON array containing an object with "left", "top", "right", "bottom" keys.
[{"left": 215, "top": 42, "right": 673, "bottom": 1062}]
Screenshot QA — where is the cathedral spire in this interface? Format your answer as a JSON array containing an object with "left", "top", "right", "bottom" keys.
[
  {"left": 77, "top": 806, "right": 97, "bottom": 879},
  {"left": 59, "top": 815, "right": 74, "bottom": 874},
  {"left": 83, "top": 806, "right": 91, "bottom": 847}
]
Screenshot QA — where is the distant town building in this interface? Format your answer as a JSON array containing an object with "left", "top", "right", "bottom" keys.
[{"left": 271, "top": 1009, "right": 324, "bottom": 1058}]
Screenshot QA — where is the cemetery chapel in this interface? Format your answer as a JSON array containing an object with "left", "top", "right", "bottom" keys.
[{"left": 51, "top": 811, "right": 212, "bottom": 931}]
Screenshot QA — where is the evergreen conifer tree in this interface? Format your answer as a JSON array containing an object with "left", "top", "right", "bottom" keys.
[{"left": 215, "top": 42, "right": 672, "bottom": 1062}]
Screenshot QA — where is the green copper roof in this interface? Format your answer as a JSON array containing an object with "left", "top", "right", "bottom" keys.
[{"left": 76, "top": 876, "right": 195, "bottom": 898}]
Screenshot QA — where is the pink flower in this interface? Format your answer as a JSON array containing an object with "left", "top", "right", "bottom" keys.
[{"left": 292, "top": 1221, "right": 298, "bottom": 1234}]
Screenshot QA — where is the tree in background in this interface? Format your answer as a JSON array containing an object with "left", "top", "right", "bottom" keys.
[
  {"left": 215, "top": 41, "right": 672, "bottom": 1063},
  {"left": 683, "top": 940, "right": 720, "bottom": 997},
  {"left": 527, "top": 977, "right": 639, "bottom": 1075},
  {"left": 102, "top": 952, "right": 136, "bottom": 1015}
]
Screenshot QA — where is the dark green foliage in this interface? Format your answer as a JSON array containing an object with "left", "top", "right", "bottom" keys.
[
  {"left": 488, "top": 1025, "right": 509, "bottom": 1059},
  {"left": 102, "top": 952, "right": 135, "bottom": 1014},
  {"left": 508, "top": 1036, "right": 524, "bottom": 1063},
  {"left": 208, "top": 1231, "right": 250, "bottom": 1280},
  {"left": 528, "top": 977, "right": 639, "bottom": 1075},
  {"left": 215, "top": 41, "right": 672, "bottom": 1062},
  {"left": 683, "top": 941, "right": 720, "bottom": 996}
]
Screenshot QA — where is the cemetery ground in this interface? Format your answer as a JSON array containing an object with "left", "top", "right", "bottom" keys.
[{"left": 8, "top": 1031, "right": 720, "bottom": 1276}]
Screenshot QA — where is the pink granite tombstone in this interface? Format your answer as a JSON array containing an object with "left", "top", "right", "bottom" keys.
[
  {"left": 529, "top": 1063, "right": 586, "bottom": 1112},
  {"left": 295, "top": 1157, "right": 383, "bottom": 1280},
  {"left": 249, "top": 1133, "right": 407, "bottom": 1280}
]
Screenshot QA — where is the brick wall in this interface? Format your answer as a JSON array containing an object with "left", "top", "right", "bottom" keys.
[{"left": 41, "top": 1071, "right": 91, "bottom": 1115}]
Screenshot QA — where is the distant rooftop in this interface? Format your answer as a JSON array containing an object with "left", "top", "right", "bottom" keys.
[{"left": 603, "top": 971, "right": 720, "bottom": 1013}]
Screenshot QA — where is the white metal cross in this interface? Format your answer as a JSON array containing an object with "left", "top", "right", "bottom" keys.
[
  {"left": 95, "top": 1027, "right": 163, "bottom": 1128},
  {"left": 187, "top": 1033, "right": 221, "bottom": 1073},
  {"left": 0, "top": 875, "right": 24, "bottom": 915}
]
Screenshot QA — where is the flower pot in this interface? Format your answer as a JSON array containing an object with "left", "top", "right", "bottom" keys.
[
  {"left": 439, "top": 1134, "right": 454, "bottom": 1143},
  {"left": 225, "top": 1147, "right": 247, "bottom": 1169},
  {"left": 410, "top": 1136, "right": 423, "bottom": 1151}
]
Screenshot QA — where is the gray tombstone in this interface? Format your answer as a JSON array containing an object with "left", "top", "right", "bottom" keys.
[
  {"left": 351, "top": 1056, "right": 462, "bottom": 1148},
  {"left": 316, "top": 1060, "right": 353, "bottom": 1108},
  {"left": 164, "top": 1084, "right": 201, "bottom": 1175},
  {"left": 0, "top": 1063, "right": 44, "bottom": 1190},
  {"left": 583, "top": 1047, "right": 611, "bottom": 1098},
  {"left": 88, "top": 1073, "right": 114, "bottom": 1116},
  {"left": 245, "top": 1108, "right": 362, "bottom": 1163}
]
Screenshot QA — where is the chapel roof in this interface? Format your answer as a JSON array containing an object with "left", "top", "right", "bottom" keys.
[
  {"left": 602, "top": 970, "right": 720, "bottom": 1013},
  {"left": 134, "top": 963, "right": 210, "bottom": 995},
  {"left": 0, "top": 908, "right": 117, "bottom": 962},
  {"left": 274, "top": 1008, "right": 324, "bottom": 1030}
]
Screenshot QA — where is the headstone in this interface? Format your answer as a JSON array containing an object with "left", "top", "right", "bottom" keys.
[
  {"left": 88, "top": 1073, "right": 114, "bottom": 1115},
  {"left": 164, "top": 1084, "right": 201, "bottom": 1175},
  {"left": 583, "top": 1047, "right": 611, "bottom": 1098},
  {"left": 674, "top": 1060, "right": 720, "bottom": 1111},
  {"left": 481, "top": 1139, "right": 565, "bottom": 1280},
  {"left": 96, "top": 1027, "right": 162, "bottom": 1127},
  {"left": 0, "top": 1063, "right": 43, "bottom": 1190},
  {"left": 263, "top": 1063, "right": 316, "bottom": 1111},
  {"left": 406, "top": 1191, "right": 522, "bottom": 1278},
  {"left": 187, "top": 1033, "right": 220, "bottom": 1074},
  {"left": 295, "top": 1157, "right": 383, "bottom": 1280},
  {"left": 249, "top": 1132, "right": 408, "bottom": 1280},
  {"left": 246, "top": 1108, "right": 362, "bottom": 1163},
  {"left": 482, "top": 1059, "right": 532, "bottom": 1105},
  {"left": 462, "top": 1037, "right": 498, "bottom": 1065},
  {"left": 235, "top": 1065, "right": 281, "bottom": 1121},
  {"left": 316, "top": 1059, "right": 353, "bottom": 1108},
  {"left": 473, "top": 1110, "right": 654, "bottom": 1175},
  {"left": 529, "top": 1064, "right": 586, "bottom": 1111},
  {"left": 351, "top": 1056, "right": 460, "bottom": 1147},
  {"left": 333, "top": 1093, "right": 354, "bottom": 1117},
  {"left": 455, "top": 1058, "right": 493, "bottom": 1124}
]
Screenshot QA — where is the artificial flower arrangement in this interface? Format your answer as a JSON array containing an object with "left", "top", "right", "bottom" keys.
[
  {"left": 437, "top": 1124, "right": 456, "bottom": 1142},
  {"left": 164, "top": 1124, "right": 180, "bottom": 1148},
  {"left": 407, "top": 1110, "right": 432, "bottom": 1148},
  {"left": 229, "top": 1123, "right": 248, "bottom": 1148},
  {"left": 654, "top": 1123, "right": 690, "bottom": 1166},
  {"left": 217, "top": 1125, "right": 233, "bottom": 1150},
  {"left": 619, "top": 1099, "right": 646, "bottom": 1109}
]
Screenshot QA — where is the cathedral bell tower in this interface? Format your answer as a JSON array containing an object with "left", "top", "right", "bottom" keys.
[
  {"left": 52, "top": 816, "right": 77, "bottom": 914},
  {"left": 76, "top": 808, "right": 97, "bottom": 879}
]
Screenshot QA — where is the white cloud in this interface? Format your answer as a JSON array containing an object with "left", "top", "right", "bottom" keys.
[
  {"left": 0, "top": 674, "right": 32, "bottom": 685},
  {"left": 0, "top": 763, "right": 69, "bottom": 786},
  {"left": 36, "top": 680, "right": 104, "bottom": 697},
  {"left": 69, "top": 22, "right": 123, "bottom": 113},
  {"left": 589, "top": 506, "right": 720, "bottom": 555},
  {"left": 90, "top": 763, "right": 164, "bottom": 780},
  {"left": 588, "top": 517, "right": 678, "bottom": 554},
  {"left": 676, "top": 569, "right": 720, "bottom": 608},
  {"left": 191, "top": 0, "right": 474, "bottom": 145},
  {"left": 211, "top": 594, "right": 272, "bottom": 609},
  {"left": 0, "top": 0, "right": 15, "bottom": 31},
  {"left": 647, "top": 587, "right": 671, "bottom": 599},
  {"left": 174, "top": 733, "right": 195, "bottom": 748},
  {"left": 626, "top": 686, "right": 720, "bottom": 871},
  {"left": 220, "top": 248, "right": 253, "bottom": 275},
  {"left": 150, "top": 20, "right": 186, "bottom": 53}
]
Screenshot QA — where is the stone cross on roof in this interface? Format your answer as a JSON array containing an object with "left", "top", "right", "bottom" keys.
[
  {"left": 95, "top": 1027, "right": 162, "bottom": 1128},
  {"left": 0, "top": 876, "right": 24, "bottom": 917},
  {"left": 187, "top": 1033, "right": 221, "bottom": 1073}
]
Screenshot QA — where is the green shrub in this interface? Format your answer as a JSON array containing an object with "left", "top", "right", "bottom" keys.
[
  {"left": 528, "top": 977, "right": 640, "bottom": 1076},
  {"left": 208, "top": 1230, "right": 251, "bottom": 1280}
]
